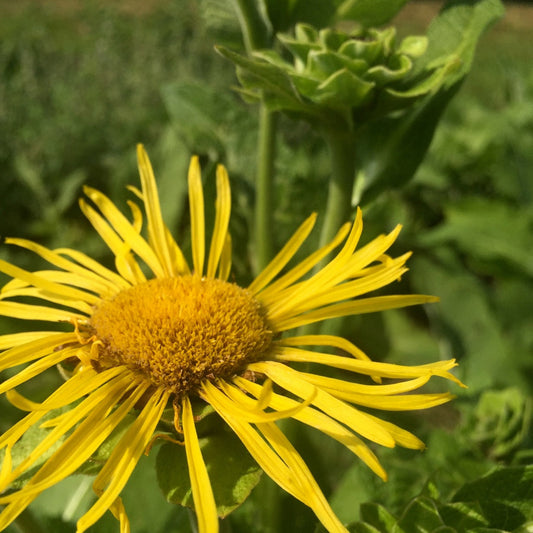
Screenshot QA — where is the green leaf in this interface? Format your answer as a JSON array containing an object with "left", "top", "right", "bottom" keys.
[
  {"left": 216, "top": 45, "right": 323, "bottom": 120},
  {"left": 161, "top": 81, "right": 233, "bottom": 158},
  {"left": 356, "top": 83, "right": 462, "bottom": 205},
  {"left": 417, "top": 0, "right": 505, "bottom": 86},
  {"left": 335, "top": 0, "right": 410, "bottom": 27},
  {"left": 469, "top": 388, "right": 532, "bottom": 460},
  {"left": 452, "top": 466, "right": 533, "bottom": 530},
  {"left": 156, "top": 424, "right": 262, "bottom": 518},
  {"left": 348, "top": 523, "right": 382, "bottom": 533},
  {"left": 356, "top": 0, "right": 504, "bottom": 203},
  {"left": 360, "top": 502, "right": 397, "bottom": 531},
  {"left": 395, "top": 496, "right": 445, "bottom": 533},
  {"left": 439, "top": 501, "right": 489, "bottom": 530},
  {"left": 410, "top": 251, "right": 524, "bottom": 392},
  {"left": 312, "top": 68, "right": 375, "bottom": 107},
  {"left": 417, "top": 198, "right": 533, "bottom": 278}
]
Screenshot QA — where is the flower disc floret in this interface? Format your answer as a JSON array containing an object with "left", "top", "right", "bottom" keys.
[{"left": 90, "top": 276, "right": 273, "bottom": 395}]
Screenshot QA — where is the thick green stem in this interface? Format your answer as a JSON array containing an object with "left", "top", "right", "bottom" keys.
[
  {"left": 231, "top": 0, "right": 276, "bottom": 274},
  {"left": 301, "top": 129, "right": 356, "bottom": 337},
  {"left": 254, "top": 103, "right": 277, "bottom": 273},
  {"left": 319, "top": 129, "right": 357, "bottom": 248}
]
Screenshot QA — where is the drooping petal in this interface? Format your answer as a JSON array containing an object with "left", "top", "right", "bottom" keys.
[
  {"left": 0, "top": 373, "right": 146, "bottom": 531},
  {"left": 202, "top": 380, "right": 315, "bottom": 424},
  {"left": 0, "top": 259, "right": 100, "bottom": 306},
  {"left": 274, "top": 346, "right": 463, "bottom": 384},
  {"left": 181, "top": 395, "right": 218, "bottom": 533},
  {"left": 256, "top": 421, "right": 348, "bottom": 533},
  {"left": 0, "top": 370, "right": 134, "bottom": 491},
  {"left": 0, "top": 367, "right": 124, "bottom": 451},
  {"left": 234, "top": 376, "right": 387, "bottom": 480},
  {"left": 0, "top": 346, "right": 80, "bottom": 395},
  {"left": 248, "top": 361, "right": 396, "bottom": 447},
  {"left": 77, "top": 386, "right": 169, "bottom": 532},
  {"left": 0, "top": 333, "right": 78, "bottom": 372},
  {"left": 206, "top": 399, "right": 307, "bottom": 504},
  {"left": 4, "top": 238, "right": 128, "bottom": 292}
]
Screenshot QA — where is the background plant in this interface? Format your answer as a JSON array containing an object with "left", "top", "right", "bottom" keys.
[{"left": 0, "top": 1, "right": 532, "bottom": 532}]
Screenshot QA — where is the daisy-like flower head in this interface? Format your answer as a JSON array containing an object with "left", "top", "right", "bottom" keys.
[{"left": 0, "top": 145, "right": 462, "bottom": 533}]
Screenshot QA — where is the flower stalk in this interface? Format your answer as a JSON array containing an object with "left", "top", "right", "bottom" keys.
[
  {"left": 319, "top": 127, "right": 357, "bottom": 249},
  {"left": 255, "top": 102, "right": 277, "bottom": 272},
  {"left": 231, "top": 0, "right": 277, "bottom": 273}
]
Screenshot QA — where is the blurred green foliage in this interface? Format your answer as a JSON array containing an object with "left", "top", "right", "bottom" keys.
[{"left": 1, "top": 1, "right": 532, "bottom": 532}]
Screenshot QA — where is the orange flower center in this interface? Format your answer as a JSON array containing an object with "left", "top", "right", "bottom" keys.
[{"left": 90, "top": 276, "right": 272, "bottom": 395}]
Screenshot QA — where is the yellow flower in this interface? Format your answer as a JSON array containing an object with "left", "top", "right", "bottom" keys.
[{"left": 0, "top": 145, "right": 461, "bottom": 533}]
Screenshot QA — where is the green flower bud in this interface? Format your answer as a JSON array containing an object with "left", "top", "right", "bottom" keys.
[{"left": 219, "top": 23, "right": 442, "bottom": 131}]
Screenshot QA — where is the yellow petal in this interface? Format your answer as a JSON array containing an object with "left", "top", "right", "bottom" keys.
[
  {"left": 0, "top": 259, "right": 100, "bottom": 306},
  {"left": 234, "top": 376, "right": 387, "bottom": 480},
  {"left": 364, "top": 413, "right": 425, "bottom": 449},
  {"left": 202, "top": 380, "right": 315, "bottom": 424},
  {"left": 321, "top": 388, "right": 455, "bottom": 411},
  {"left": 248, "top": 361, "right": 396, "bottom": 447},
  {"left": 83, "top": 186, "right": 165, "bottom": 278},
  {"left": 1, "top": 371, "right": 136, "bottom": 491},
  {"left": 0, "top": 300, "right": 87, "bottom": 323},
  {"left": 207, "top": 164, "right": 231, "bottom": 279},
  {"left": 78, "top": 386, "right": 169, "bottom": 532},
  {"left": 0, "top": 286, "right": 94, "bottom": 315},
  {"left": 79, "top": 198, "right": 145, "bottom": 285},
  {"left": 0, "top": 372, "right": 143, "bottom": 502},
  {"left": 248, "top": 213, "right": 317, "bottom": 295},
  {"left": 188, "top": 156, "right": 205, "bottom": 276},
  {"left": 272, "top": 294, "right": 439, "bottom": 330},
  {"left": 181, "top": 395, "right": 218, "bottom": 533},
  {"left": 301, "top": 373, "right": 431, "bottom": 396},
  {"left": 207, "top": 402, "right": 307, "bottom": 503},
  {"left": 0, "top": 331, "right": 60, "bottom": 350},
  {"left": 164, "top": 224, "right": 191, "bottom": 276},
  {"left": 217, "top": 233, "right": 232, "bottom": 281},
  {"left": 5, "top": 238, "right": 128, "bottom": 293},
  {"left": 0, "top": 494, "right": 34, "bottom": 530},
  {"left": 2, "top": 270, "right": 110, "bottom": 299},
  {"left": 5, "top": 390, "right": 45, "bottom": 412},
  {"left": 269, "top": 209, "right": 362, "bottom": 309},
  {"left": 281, "top": 259, "right": 409, "bottom": 318},
  {"left": 137, "top": 144, "right": 174, "bottom": 276},
  {"left": 0, "top": 332, "right": 78, "bottom": 372},
  {"left": 257, "top": 421, "right": 348, "bottom": 533},
  {"left": 332, "top": 225, "right": 402, "bottom": 285},
  {"left": 274, "top": 347, "right": 462, "bottom": 384},
  {"left": 0, "top": 346, "right": 79, "bottom": 395},
  {"left": 256, "top": 222, "right": 351, "bottom": 307}
]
